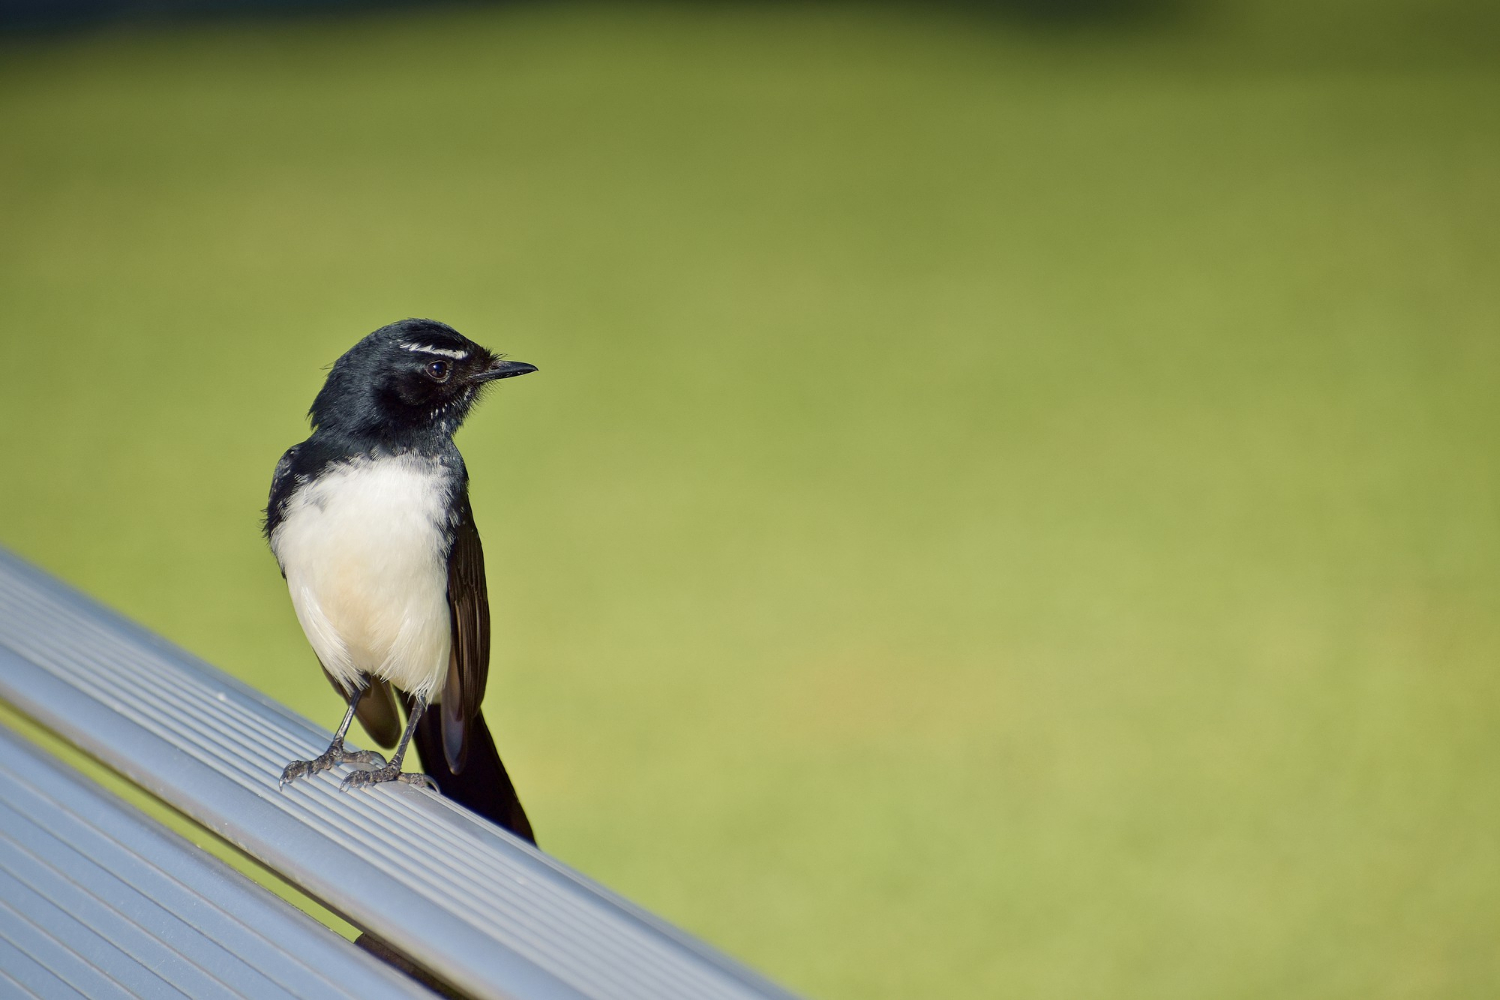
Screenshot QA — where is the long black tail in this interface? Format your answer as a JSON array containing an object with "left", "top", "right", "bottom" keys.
[{"left": 410, "top": 707, "right": 535, "bottom": 845}]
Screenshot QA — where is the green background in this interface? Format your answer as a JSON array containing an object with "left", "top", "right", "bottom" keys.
[{"left": 1, "top": 3, "right": 1497, "bottom": 996}]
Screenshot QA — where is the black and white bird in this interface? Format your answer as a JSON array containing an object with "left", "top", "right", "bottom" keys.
[{"left": 265, "top": 318, "right": 537, "bottom": 843}]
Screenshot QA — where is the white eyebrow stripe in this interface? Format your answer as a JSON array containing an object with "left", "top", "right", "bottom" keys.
[{"left": 400, "top": 342, "right": 469, "bottom": 360}]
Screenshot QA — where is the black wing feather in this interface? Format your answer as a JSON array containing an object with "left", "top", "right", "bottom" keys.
[
  {"left": 263, "top": 444, "right": 302, "bottom": 550},
  {"left": 441, "top": 487, "right": 490, "bottom": 773},
  {"left": 416, "top": 484, "right": 535, "bottom": 841}
]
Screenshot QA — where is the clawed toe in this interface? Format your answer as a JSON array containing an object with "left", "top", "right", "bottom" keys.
[
  {"left": 340, "top": 765, "right": 437, "bottom": 793},
  {"left": 341, "top": 764, "right": 398, "bottom": 790},
  {"left": 341, "top": 748, "right": 387, "bottom": 768},
  {"left": 397, "top": 772, "right": 438, "bottom": 792},
  {"left": 279, "top": 759, "right": 316, "bottom": 786}
]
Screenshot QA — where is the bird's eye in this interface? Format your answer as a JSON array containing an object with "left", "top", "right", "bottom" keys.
[{"left": 426, "top": 360, "right": 451, "bottom": 383}]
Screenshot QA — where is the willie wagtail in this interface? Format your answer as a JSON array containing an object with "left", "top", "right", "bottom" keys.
[{"left": 265, "top": 318, "right": 537, "bottom": 843}]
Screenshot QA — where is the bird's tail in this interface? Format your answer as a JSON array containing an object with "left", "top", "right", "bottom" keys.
[{"left": 410, "top": 707, "right": 535, "bottom": 845}]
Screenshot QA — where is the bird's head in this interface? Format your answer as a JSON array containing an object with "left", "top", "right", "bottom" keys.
[{"left": 309, "top": 319, "right": 536, "bottom": 444}]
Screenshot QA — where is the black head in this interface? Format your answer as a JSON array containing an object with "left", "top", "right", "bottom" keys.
[{"left": 309, "top": 319, "right": 536, "bottom": 446}]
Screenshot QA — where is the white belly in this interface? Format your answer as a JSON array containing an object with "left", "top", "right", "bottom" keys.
[{"left": 271, "top": 454, "right": 452, "bottom": 702}]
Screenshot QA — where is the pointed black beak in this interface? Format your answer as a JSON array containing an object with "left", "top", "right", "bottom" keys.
[{"left": 474, "top": 360, "right": 538, "bottom": 382}]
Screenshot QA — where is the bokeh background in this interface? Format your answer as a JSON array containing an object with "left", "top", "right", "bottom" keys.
[{"left": 2, "top": 1, "right": 1498, "bottom": 997}]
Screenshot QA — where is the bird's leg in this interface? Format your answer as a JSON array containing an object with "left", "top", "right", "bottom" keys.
[
  {"left": 341, "top": 696, "right": 438, "bottom": 792},
  {"left": 280, "top": 681, "right": 388, "bottom": 786}
]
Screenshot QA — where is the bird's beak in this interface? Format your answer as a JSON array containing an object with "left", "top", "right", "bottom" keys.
[{"left": 473, "top": 360, "right": 538, "bottom": 382}]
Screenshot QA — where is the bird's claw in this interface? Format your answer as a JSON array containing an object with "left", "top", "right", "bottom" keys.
[
  {"left": 339, "top": 765, "right": 438, "bottom": 793},
  {"left": 279, "top": 761, "right": 312, "bottom": 787},
  {"left": 279, "top": 745, "right": 388, "bottom": 787}
]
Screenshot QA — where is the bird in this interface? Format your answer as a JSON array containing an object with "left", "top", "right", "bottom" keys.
[{"left": 264, "top": 318, "right": 537, "bottom": 844}]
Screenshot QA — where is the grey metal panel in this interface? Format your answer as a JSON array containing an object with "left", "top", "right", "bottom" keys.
[
  {"left": 0, "top": 549, "right": 800, "bottom": 1000},
  {"left": 0, "top": 931, "right": 75, "bottom": 999},
  {"left": 0, "top": 726, "right": 433, "bottom": 1000}
]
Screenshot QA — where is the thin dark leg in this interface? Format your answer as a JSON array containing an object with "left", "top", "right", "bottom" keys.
[
  {"left": 341, "top": 697, "right": 437, "bottom": 792},
  {"left": 279, "top": 681, "right": 388, "bottom": 787},
  {"left": 329, "top": 689, "right": 361, "bottom": 744}
]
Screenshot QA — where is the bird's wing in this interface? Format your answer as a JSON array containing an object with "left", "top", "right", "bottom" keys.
[
  {"left": 263, "top": 444, "right": 302, "bottom": 555},
  {"left": 441, "top": 487, "right": 490, "bottom": 773}
]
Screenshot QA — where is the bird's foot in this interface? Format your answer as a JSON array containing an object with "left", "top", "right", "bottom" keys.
[
  {"left": 340, "top": 764, "right": 438, "bottom": 793},
  {"left": 280, "top": 745, "right": 388, "bottom": 787}
]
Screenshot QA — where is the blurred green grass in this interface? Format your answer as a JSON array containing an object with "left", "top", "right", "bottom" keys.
[{"left": 1, "top": 3, "right": 1498, "bottom": 997}]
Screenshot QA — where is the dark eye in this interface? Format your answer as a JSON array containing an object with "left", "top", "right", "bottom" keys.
[{"left": 426, "top": 360, "right": 450, "bottom": 382}]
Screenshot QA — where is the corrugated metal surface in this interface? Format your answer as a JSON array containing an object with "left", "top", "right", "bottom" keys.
[
  {"left": 0, "top": 724, "right": 432, "bottom": 999},
  {"left": 0, "top": 549, "right": 800, "bottom": 1000}
]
